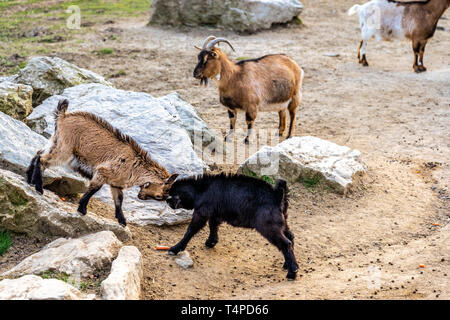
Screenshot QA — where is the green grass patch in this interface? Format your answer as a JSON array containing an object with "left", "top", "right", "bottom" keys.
[
  {"left": 97, "top": 47, "right": 114, "bottom": 55},
  {"left": 243, "top": 169, "right": 275, "bottom": 185},
  {"left": 301, "top": 175, "right": 322, "bottom": 189},
  {"left": 40, "top": 271, "right": 71, "bottom": 282},
  {"left": 0, "top": 230, "right": 13, "bottom": 255}
]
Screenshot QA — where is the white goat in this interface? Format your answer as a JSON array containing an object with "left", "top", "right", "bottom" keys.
[{"left": 348, "top": 0, "right": 450, "bottom": 72}]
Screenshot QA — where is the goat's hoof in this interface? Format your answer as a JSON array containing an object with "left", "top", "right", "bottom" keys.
[
  {"left": 286, "top": 270, "right": 298, "bottom": 281},
  {"left": 244, "top": 138, "right": 250, "bottom": 145},
  {"left": 77, "top": 207, "right": 87, "bottom": 216},
  {"left": 168, "top": 247, "right": 180, "bottom": 255},
  {"left": 35, "top": 186, "right": 44, "bottom": 195},
  {"left": 205, "top": 239, "right": 218, "bottom": 248},
  {"left": 362, "top": 61, "right": 369, "bottom": 67},
  {"left": 118, "top": 220, "right": 127, "bottom": 227}
]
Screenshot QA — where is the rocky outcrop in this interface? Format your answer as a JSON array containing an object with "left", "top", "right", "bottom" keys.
[
  {"left": 0, "top": 111, "right": 87, "bottom": 196},
  {"left": 149, "top": 0, "right": 304, "bottom": 33},
  {"left": 0, "top": 169, "right": 131, "bottom": 241},
  {"left": 10, "top": 56, "right": 112, "bottom": 106},
  {"left": 101, "top": 246, "right": 143, "bottom": 300},
  {"left": 0, "top": 81, "right": 33, "bottom": 121},
  {"left": 0, "top": 275, "right": 95, "bottom": 300},
  {"left": 1, "top": 231, "right": 122, "bottom": 278},
  {"left": 28, "top": 83, "right": 207, "bottom": 226},
  {"left": 239, "top": 136, "right": 367, "bottom": 194}
]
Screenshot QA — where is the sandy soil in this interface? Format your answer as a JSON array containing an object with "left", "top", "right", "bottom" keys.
[{"left": 2, "top": 0, "right": 449, "bottom": 299}]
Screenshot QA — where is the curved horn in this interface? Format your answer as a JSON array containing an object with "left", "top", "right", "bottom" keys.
[
  {"left": 206, "top": 38, "right": 235, "bottom": 52},
  {"left": 201, "top": 35, "right": 217, "bottom": 50}
]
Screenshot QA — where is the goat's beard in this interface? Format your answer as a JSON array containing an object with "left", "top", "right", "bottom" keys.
[{"left": 200, "top": 77, "right": 209, "bottom": 87}]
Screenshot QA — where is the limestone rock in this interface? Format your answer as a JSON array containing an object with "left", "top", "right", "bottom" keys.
[
  {"left": 239, "top": 136, "right": 367, "bottom": 193},
  {"left": 11, "top": 56, "right": 112, "bottom": 106},
  {"left": 101, "top": 246, "right": 143, "bottom": 300},
  {"left": 0, "top": 275, "right": 95, "bottom": 300},
  {"left": 0, "top": 169, "right": 131, "bottom": 241},
  {"left": 1, "top": 231, "right": 123, "bottom": 278},
  {"left": 149, "top": 0, "right": 304, "bottom": 33}
]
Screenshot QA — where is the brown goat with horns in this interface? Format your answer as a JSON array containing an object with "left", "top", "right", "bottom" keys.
[
  {"left": 194, "top": 36, "right": 304, "bottom": 144},
  {"left": 26, "top": 99, "right": 178, "bottom": 226}
]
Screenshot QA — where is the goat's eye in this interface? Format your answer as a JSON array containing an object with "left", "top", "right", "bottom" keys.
[{"left": 144, "top": 183, "right": 150, "bottom": 188}]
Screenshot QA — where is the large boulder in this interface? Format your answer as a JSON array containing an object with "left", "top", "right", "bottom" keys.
[
  {"left": 27, "top": 83, "right": 206, "bottom": 226},
  {"left": 1, "top": 231, "right": 122, "bottom": 278},
  {"left": 0, "top": 169, "right": 131, "bottom": 241},
  {"left": 158, "top": 92, "right": 220, "bottom": 152},
  {"left": 0, "top": 111, "right": 87, "bottom": 196},
  {"left": 0, "top": 275, "right": 95, "bottom": 300},
  {"left": 10, "top": 56, "right": 112, "bottom": 106},
  {"left": 101, "top": 246, "right": 143, "bottom": 300},
  {"left": 0, "top": 81, "right": 33, "bottom": 121},
  {"left": 238, "top": 136, "right": 367, "bottom": 194},
  {"left": 149, "top": 0, "right": 304, "bottom": 33}
]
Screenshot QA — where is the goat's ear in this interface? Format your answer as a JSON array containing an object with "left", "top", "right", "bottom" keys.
[
  {"left": 165, "top": 173, "right": 179, "bottom": 185},
  {"left": 194, "top": 45, "right": 202, "bottom": 51}
]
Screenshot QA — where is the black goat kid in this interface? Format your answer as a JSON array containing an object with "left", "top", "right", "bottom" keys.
[{"left": 166, "top": 174, "right": 299, "bottom": 280}]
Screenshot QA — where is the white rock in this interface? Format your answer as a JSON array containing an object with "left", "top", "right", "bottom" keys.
[
  {"left": 174, "top": 251, "right": 193, "bottom": 269},
  {"left": 0, "top": 169, "right": 131, "bottom": 241},
  {"left": 1, "top": 231, "right": 122, "bottom": 278},
  {"left": 0, "top": 111, "right": 87, "bottom": 195},
  {"left": 28, "top": 83, "right": 206, "bottom": 225},
  {"left": 101, "top": 246, "right": 143, "bottom": 300},
  {"left": 0, "top": 275, "right": 95, "bottom": 300},
  {"left": 149, "top": 0, "right": 303, "bottom": 33},
  {"left": 239, "top": 136, "right": 367, "bottom": 193},
  {"left": 11, "top": 56, "right": 112, "bottom": 106}
]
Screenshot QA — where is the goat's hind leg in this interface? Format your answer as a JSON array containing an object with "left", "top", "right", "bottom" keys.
[
  {"left": 205, "top": 218, "right": 220, "bottom": 248},
  {"left": 77, "top": 170, "right": 106, "bottom": 215},
  {"left": 257, "top": 224, "right": 298, "bottom": 280},
  {"left": 360, "top": 39, "right": 369, "bottom": 67}
]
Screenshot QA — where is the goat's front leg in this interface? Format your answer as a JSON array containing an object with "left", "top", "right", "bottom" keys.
[
  {"left": 169, "top": 213, "right": 208, "bottom": 255},
  {"left": 412, "top": 39, "right": 427, "bottom": 73},
  {"left": 111, "top": 186, "right": 126, "bottom": 226},
  {"left": 418, "top": 40, "right": 428, "bottom": 72},
  {"left": 224, "top": 109, "right": 237, "bottom": 142},
  {"left": 244, "top": 109, "right": 257, "bottom": 144}
]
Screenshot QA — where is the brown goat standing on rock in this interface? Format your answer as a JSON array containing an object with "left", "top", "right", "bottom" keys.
[
  {"left": 27, "top": 99, "right": 178, "bottom": 226},
  {"left": 194, "top": 36, "right": 304, "bottom": 144}
]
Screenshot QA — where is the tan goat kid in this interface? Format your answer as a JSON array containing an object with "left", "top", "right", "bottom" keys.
[
  {"left": 27, "top": 99, "right": 178, "bottom": 226},
  {"left": 193, "top": 36, "right": 304, "bottom": 144}
]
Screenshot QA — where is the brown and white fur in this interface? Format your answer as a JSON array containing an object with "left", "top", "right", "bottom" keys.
[
  {"left": 349, "top": 0, "right": 450, "bottom": 72},
  {"left": 26, "top": 99, "right": 178, "bottom": 226},
  {"left": 193, "top": 36, "right": 304, "bottom": 144}
]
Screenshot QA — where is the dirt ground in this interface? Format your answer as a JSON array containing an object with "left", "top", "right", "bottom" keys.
[{"left": 2, "top": 0, "right": 449, "bottom": 299}]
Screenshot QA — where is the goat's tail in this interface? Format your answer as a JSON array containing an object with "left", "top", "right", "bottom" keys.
[
  {"left": 348, "top": 4, "right": 360, "bottom": 16},
  {"left": 275, "top": 179, "right": 289, "bottom": 219},
  {"left": 54, "top": 99, "right": 69, "bottom": 120}
]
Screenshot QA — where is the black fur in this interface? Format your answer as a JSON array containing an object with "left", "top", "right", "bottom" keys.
[
  {"left": 166, "top": 173, "right": 299, "bottom": 280},
  {"left": 235, "top": 54, "right": 286, "bottom": 65},
  {"left": 30, "top": 155, "right": 43, "bottom": 194}
]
